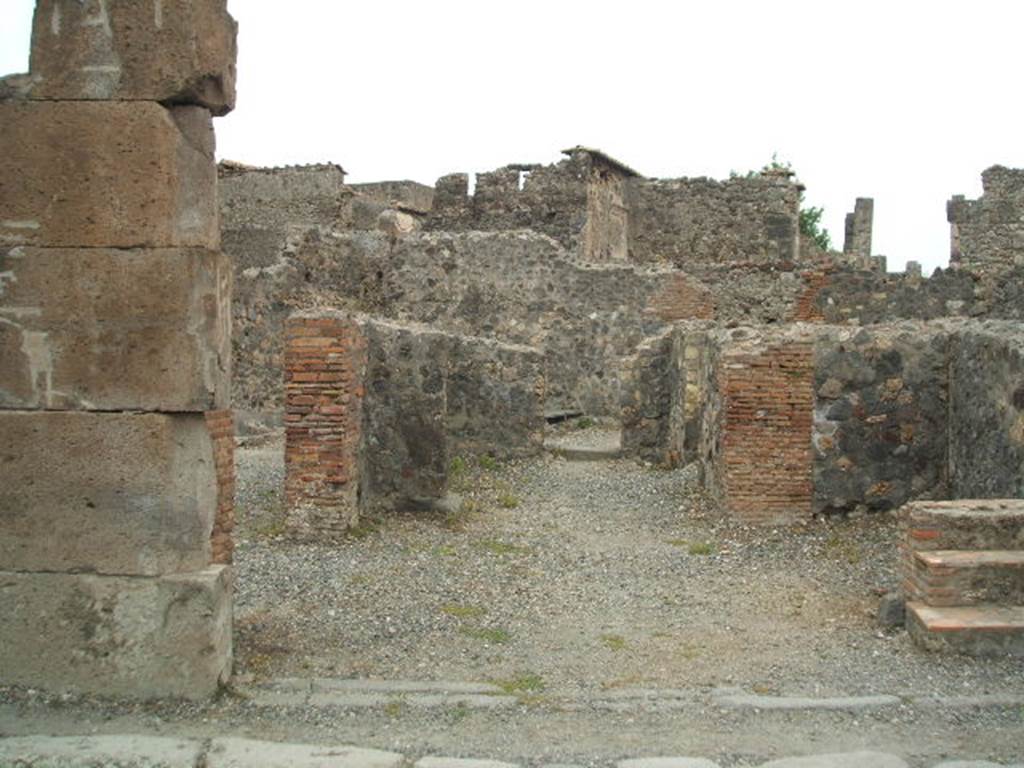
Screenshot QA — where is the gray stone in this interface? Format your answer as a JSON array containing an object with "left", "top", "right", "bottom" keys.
[
  {"left": 0, "top": 411, "right": 219, "bottom": 575},
  {"left": 416, "top": 759, "right": 519, "bottom": 768},
  {"left": 618, "top": 758, "right": 720, "bottom": 768},
  {"left": 311, "top": 678, "right": 503, "bottom": 694},
  {"left": 306, "top": 692, "right": 516, "bottom": 710},
  {"left": 714, "top": 693, "right": 900, "bottom": 711},
  {"left": 0, "top": 734, "right": 202, "bottom": 767},
  {"left": 931, "top": 762, "right": 1022, "bottom": 768},
  {"left": 877, "top": 592, "right": 906, "bottom": 628},
  {"left": 207, "top": 738, "right": 403, "bottom": 768},
  {"left": 758, "top": 753, "right": 908, "bottom": 768},
  {"left": 0, "top": 566, "right": 232, "bottom": 699}
]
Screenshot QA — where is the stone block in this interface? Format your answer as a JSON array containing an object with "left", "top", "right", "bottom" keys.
[
  {"left": 0, "top": 101, "right": 218, "bottom": 249},
  {"left": 207, "top": 738, "right": 403, "bottom": 768},
  {"left": 0, "top": 411, "right": 221, "bottom": 575},
  {"left": 0, "top": 247, "right": 230, "bottom": 411},
  {"left": 0, "top": 566, "right": 232, "bottom": 699},
  {"left": 906, "top": 601, "right": 1024, "bottom": 657},
  {"left": 0, "top": 735, "right": 203, "bottom": 768},
  {"left": 758, "top": 754, "right": 907, "bottom": 768},
  {"left": 24, "top": 0, "right": 237, "bottom": 115}
]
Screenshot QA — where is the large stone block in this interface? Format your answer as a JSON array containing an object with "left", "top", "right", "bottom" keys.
[
  {"left": 0, "top": 566, "right": 232, "bottom": 699},
  {"left": 0, "top": 411, "right": 220, "bottom": 575},
  {"left": 0, "top": 101, "right": 218, "bottom": 249},
  {"left": 20, "top": 0, "right": 237, "bottom": 115},
  {"left": 0, "top": 247, "right": 230, "bottom": 411}
]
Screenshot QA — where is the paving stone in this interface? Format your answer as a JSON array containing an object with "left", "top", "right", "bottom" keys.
[
  {"left": 0, "top": 246, "right": 230, "bottom": 412},
  {"left": 207, "top": 738, "right": 404, "bottom": 768},
  {"left": 0, "top": 734, "right": 203, "bottom": 767},
  {"left": 758, "top": 753, "right": 908, "bottom": 768},
  {"left": 311, "top": 678, "right": 504, "bottom": 694},
  {"left": 714, "top": 693, "right": 900, "bottom": 711},
  {"left": 931, "top": 762, "right": 1022, "bottom": 767},
  {"left": 306, "top": 692, "right": 516, "bottom": 709},
  {"left": 0, "top": 101, "right": 218, "bottom": 249},
  {"left": 618, "top": 757, "right": 721, "bottom": 768},
  {"left": 416, "top": 758, "right": 519, "bottom": 768}
]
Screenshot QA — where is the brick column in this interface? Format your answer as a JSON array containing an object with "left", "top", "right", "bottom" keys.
[
  {"left": 284, "top": 313, "right": 368, "bottom": 538},
  {"left": 0, "top": 0, "right": 237, "bottom": 699},
  {"left": 714, "top": 338, "right": 814, "bottom": 523}
]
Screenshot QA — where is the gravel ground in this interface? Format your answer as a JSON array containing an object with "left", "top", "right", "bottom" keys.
[
  {"left": 230, "top": 432, "right": 1023, "bottom": 698},
  {"left": 2, "top": 430, "right": 1022, "bottom": 765}
]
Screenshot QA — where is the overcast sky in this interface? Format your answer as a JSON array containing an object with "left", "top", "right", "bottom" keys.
[{"left": 4, "top": 1, "right": 1023, "bottom": 273}]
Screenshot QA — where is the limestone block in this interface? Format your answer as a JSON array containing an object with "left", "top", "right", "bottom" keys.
[
  {"left": 24, "top": 0, "right": 237, "bottom": 115},
  {"left": 0, "top": 566, "right": 233, "bottom": 699},
  {"left": 0, "top": 101, "right": 218, "bottom": 249},
  {"left": 0, "top": 735, "right": 203, "bottom": 767},
  {"left": 0, "top": 411, "right": 220, "bottom": 575},
  {"left": 207, "top": 738, "right": 404, "bottom": 768},
  {"left": 0, "top": 247, "right": 230, "bottom": 411}
]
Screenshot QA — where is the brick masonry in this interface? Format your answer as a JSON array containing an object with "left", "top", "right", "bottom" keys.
[
  {"left": 715, "top": 337, "right": 814, "bottom": 523},
  {"left": 645, "top": 274, "right": 715, "bottom": 322},
  {"left": 284, "top": 314, "right": 367, "bottom": 539},
  {"left": 205, "top": 410, "right": 236, "bottom": 565}
]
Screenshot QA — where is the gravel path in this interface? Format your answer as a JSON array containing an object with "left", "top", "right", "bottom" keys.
[{"left": 232, "top": 433, "right": 1023, "bottom": 699}]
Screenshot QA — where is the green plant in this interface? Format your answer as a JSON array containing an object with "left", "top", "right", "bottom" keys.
[
  {"left": 601, "top": 634, "right": 628, "bottom": 651},
  {"left": 687, "top": 541, "right": 715, "bottom": 556},
  {"left": 441, "top": 603, "right": 486, "bottom": 619},
  {"left": 498, "top": 493, "right": 520, "bottom": 509},
  {"left": 479, "top": 539, "right": 531, "bottom": 556},
  {"left": 460, "top": 626, "right": 512, "bottom": 644},
  {"left": 493, "top": 673, "right": 545, "bottom": 694},
  {"left": 478, "top": 454, "right": 499, "bottom": 471},
  {"left": 576, "top": 416, "right": 595, "bottom": 430},
  {"left": 450, "top": 456, "right": 467, "bottom": 475}
]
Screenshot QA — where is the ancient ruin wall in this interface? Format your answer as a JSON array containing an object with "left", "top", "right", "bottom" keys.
[
  {"left": 0, "top": 0, "right": 236, "bottom": 699},
  {"left": 949, "top": 166, "right": 1024, "bottom": 272},
  {"left": 812, "top": 325, "right": 950, "bottom": 515},
  {"left": 626, "top": 173, "right": 801, "bottom": 266},
  {"left": 949, "top": 322, "right": 1024, "bottom": 499},
  {"left": 843, "top": 197, "right": 874, "bottom": 260}
]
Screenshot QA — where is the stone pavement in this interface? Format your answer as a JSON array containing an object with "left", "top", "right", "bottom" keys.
[{"left": 0, "top": 735, "right": 1020, "bottom": 768}]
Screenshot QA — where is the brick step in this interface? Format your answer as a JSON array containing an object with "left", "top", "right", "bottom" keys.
[
  {"left": 901, "top": 500, "right": 1024, "bottom": 552},
  {"left": 904, "top": 549, "right": 1024, "bottom": 607},
  {"left": 906, "top": 601, "right": 1024, "bottom": 657}
]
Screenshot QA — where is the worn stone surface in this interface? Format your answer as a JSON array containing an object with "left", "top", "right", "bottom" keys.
[
  {"left": 24, "top": 0, "right": 237, "bottom": 114},
  {"left": 758, "top": 754, "right": 907, "bottom": 768},
  {"left": 0, "top": 411, "right": 219, "bottom": 575},
  {"left": 416, "top": 758, "right": 519, "bottom": 768},
  {"left": 0, "top": 101, "right": 218, "bottom": 249},
  {"left": 621, "top": 326, "right": 690, "bottom": 466},
  {"left": 0, "top": 566, "right": 232, "bottom": 698},
  {"left": 812, "top": 324, "right": 950, "bottom": 515},
  {"left": 618, "top": 759, "right": 720, "bottom": 768},
  {"left": 0, "top": 735, "right": 203, "bottom": 767},
  {"left": 906, "top": 602, "right": 1024, "bottom": 657},
  {"left": 0, "top": 247, "right": 230, "bottom": 411},
  {"left": 208, "top": 738, "right": 403, "bottom": 768},
  {"left": 842, "top": 198, "right": 874, "bottom": 259},
  {"left": 949, "top": 322, "right": 1024, "bottom": 498}
]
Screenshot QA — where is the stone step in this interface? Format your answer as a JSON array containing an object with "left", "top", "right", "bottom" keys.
[
  {"left": 901, "top": 500, "right": 1024, "bottom": 553},
  {"left": 905, "top": 550, "right": 1024, "bottom": 607},
  {"left": 906, "top": 601, "right": 1024, "bottom": 657},
  {"left": 550, "top": 446, "right": 624, "bottom": 462}
]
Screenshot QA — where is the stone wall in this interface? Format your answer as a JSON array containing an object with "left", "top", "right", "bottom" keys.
[
  {"left": 949, "top": 166, "right": 1024, "bottom": 273},
  {"left": 626, "top": 171, "right": 801, "bottom": 266},
  {"left": 813, "top": 324, "right": 950, "bottom": 515},
  {"left": 0, "top": 0, "right": 236, "bottom": 699},
  {"left": 949, "top": 322, "right": 1024, "bottom": 499},
  {"left": 284, "top": 311, "right": 544, "bottom": 535},
  {"left": 843, "top": 198, "right": 874, "bottom": 260}
]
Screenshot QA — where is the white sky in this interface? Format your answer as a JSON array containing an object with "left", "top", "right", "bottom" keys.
[{"left": 4, "top": 1, "right": 1023, "bottom": 273}]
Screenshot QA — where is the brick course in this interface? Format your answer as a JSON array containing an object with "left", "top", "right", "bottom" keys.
[{"left": 205, "top": 410, "right": 236, "bottom": 564}]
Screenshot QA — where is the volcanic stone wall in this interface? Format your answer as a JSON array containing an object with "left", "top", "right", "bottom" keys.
[
  {"left": 284, "top": 311, "right": 544, "bottom": 536},
  {"left": 949, "top": 166, "right": 1024, "bottom": 273},
  {"left": 949, "top": 322, "right": 1024, "bottom": 499},
  {"left": 0, "top": 0, "right": 236, "bottom": 698}
]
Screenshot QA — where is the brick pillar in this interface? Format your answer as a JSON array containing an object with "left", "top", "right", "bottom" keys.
[
  {"left": 284, "top": 312, "right": 368, "bottom": 538},
  {"left": 715, "top": 340, "right": 814, "bottom": 523},
  {"left": 0, "top": 0, "right": 237, "bottom": 699}
]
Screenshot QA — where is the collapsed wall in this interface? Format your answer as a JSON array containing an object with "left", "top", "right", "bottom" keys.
[
  {"left": 284, "top": 311, "right": 545, "bottom": 537},
  {"left": 0, "top": 0, "right": 237, "bottom": 698},
  {"left": 949, "top": 166, "right": 1024, "bottom": 273}
]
